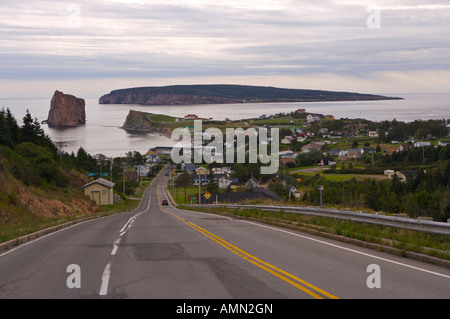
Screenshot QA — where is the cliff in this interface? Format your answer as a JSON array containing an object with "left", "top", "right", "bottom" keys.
[
  {"left": 121, "top": 110, "right": 172, "bottom": 137},
  {"left": 47, "top": 90, "right": 86, "bottom": 127},
  {"left": 99, "top": 84, "right": 402, "bottom": 105}
]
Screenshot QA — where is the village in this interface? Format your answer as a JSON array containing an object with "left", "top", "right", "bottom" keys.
[{"left": 81, "top": 108, "right": 450, "bottom": 210}]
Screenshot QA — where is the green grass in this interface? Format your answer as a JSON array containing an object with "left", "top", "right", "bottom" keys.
[
  {"left": 295, "top": 172, "right": 384, "bottom": 182},
  {"left": 147, "top": 114, "right": 179, "bottom": 123},
  {"left": 169, "top": 186, "right": 203, "bottom": 205}
]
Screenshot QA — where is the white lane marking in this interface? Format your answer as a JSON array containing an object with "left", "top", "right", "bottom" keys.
[
  {"left": 111, "top": 238, "right": 121, "bottom": 256},
  {"left": 239, "top": 220, "right": 450, "bottom": 280},
  {"left": 99, "top": 262, "right": 111, "bottom": 296},
  {"left": 145, "top": 189, "right": 152, "bottom": 212},
  {"left": 101, "top": 189, "right": 152, "bottom": 295},
  {"left": 119, "top": 217, "right": 134, "bottom": 233}
]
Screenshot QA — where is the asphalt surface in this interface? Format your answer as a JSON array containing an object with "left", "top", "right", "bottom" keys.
[{"left": 1, "top": 165, "right": 449, "bottom": 299}]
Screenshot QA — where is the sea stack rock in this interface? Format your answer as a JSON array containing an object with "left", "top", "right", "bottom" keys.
[{"left": 47, "top": 90, "right": 86, "bottom": 127}]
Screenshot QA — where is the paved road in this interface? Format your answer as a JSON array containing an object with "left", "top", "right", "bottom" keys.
[{"left": 1, "top": 165, "right": 449, "bottom": 299}]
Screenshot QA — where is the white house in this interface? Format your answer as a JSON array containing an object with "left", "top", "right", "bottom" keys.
[
  {"left": 307, "top": 114, "right": 320, "bottom": 123},
  {"left": 287, "top": 185, "right": 301, "bottom": 199},
  {"left": 438, "top": 141, "right": 450, "bottom": 147},
  {"left": 414, "top": 142, "right": 432, "bottom": 148},
  {"left": 212, "top": 166, "right": 232, "bottom": 174},
  {"left": 281, "top": 136, "right": 293, "bottom": 144},
  {"left": 218, "top": 177, "right": 233, "bottom": 189}
]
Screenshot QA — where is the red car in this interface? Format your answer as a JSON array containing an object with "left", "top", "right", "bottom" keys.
[{"left": 161, "top": 200, "right": 169, "bottom": 206}]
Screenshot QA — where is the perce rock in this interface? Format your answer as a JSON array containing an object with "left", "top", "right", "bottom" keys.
[{"left": 47, "top": 90, "right": 86, "bottom": 127}]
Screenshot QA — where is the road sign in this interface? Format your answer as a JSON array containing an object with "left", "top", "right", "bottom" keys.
[
  {"left": 204, "top": 192, "right": 211, "bottom": 200},
  {"left": 193, "top": 196, "right": 196, "bottom": 203},
  {"left": 318, "top": 185, "right": 324, "bottom": 191}
]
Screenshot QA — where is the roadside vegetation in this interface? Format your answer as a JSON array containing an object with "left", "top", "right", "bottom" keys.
[{"left": 0, "top": 108, "right": 161, "bottom": 244}]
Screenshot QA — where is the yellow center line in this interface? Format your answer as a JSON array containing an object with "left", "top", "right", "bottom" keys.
[{"left": 156, "top": 188, "right": 339, "bottom": 299}]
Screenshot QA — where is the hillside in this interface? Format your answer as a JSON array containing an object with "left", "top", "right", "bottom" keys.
[
  {"left": 99, "top": 84, "right": 401, "bottom": 105},
  {"left": 0, "top": 109, "right": 99, "bottom": 243}
]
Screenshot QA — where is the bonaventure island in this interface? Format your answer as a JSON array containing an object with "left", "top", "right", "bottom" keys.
[{"left": 1, "top": 84, "right": 450, "bottom": 258}]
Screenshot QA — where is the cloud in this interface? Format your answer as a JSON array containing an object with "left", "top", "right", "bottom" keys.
[{"left": 0, "top": 0, "right": 449, "bottom": 94}]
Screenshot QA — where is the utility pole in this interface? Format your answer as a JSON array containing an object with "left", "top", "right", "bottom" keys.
[
  {"left": 110, "top": 157, "right": 113, "bottom": 182},
  {"left": 318, "top": 185, "right": 324, "bottom": 207},
  {"left": 423, "top": 146, "right": 425, "bottom": 165},
  {"left": 198, "top": 173, "right": 202, "bottom": 205},
  {"left": 56, "top": 140, "right": 67, "bottom": 165},
  {"left": 122, "top": 163, "right": 126, "bottom": 194}
]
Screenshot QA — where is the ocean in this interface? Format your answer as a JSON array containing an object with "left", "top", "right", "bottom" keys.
[{"left": 1, "top": 92, "right": 449, "bottom": 158}]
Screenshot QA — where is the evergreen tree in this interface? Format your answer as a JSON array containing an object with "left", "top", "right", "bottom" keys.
[
  {"left": 4, "top": 108, "right": 20, "bottom": 146},
  {"left": 0, "top": 109, "right": 13, "bottom": 147}
]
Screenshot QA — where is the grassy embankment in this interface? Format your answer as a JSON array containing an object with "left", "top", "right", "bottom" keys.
[{"left": 0, "top": 171, "right": 157, "bottom": 244}]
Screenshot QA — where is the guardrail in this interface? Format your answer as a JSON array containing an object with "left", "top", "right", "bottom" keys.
[{"left": 190, "top": 204, "right": 450, "bottom": 236}]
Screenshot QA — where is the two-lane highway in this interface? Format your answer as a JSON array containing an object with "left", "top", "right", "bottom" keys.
[{"left": 1, "top": 165, "right": 449, "bottom": 299}]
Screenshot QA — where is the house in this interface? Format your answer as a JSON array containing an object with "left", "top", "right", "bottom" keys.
[
  {"left": 329, "top": 149, "right": 346, "bottom": 157},
  {"left": 307, "top": 114, "right": 320, "bottom": 123},
  {"left": 211, "top": 166, "right": 232, "bottom": 174},
  {"left": 281, "top": 136, "right": 293, "bottom": 144},
  {"left": 368, "top": 131, "right": 379, "bottom": 137},
  {"left": 134, "top": 165, "right": 151, "bottom": 177},
  {"left": 146, "top": 148, "right": 158, "bottom": 156},
  {"left": 218, "top": 176, "right": 233, "bottom": 189},
  {"left": 414, "top": 142, "right": 432, "bottom": 148},
  {"left": 192, "top": 174, "right": 209, "bottom": 185},
  {"left": 181, "top": 163, "right": 196, "bottom": 172},
  {"left": 82, "top": 178, "right": 115, "bottom": 206},
  {"left": 398, "top": 144, "right": 414, "bottom": 152},
  {"left": 146, "top": 153, "right": 161, "bottom": 164},
  {"left": 384, "top": 170, "right": 395, "bottom": 177},
  {"left": 438, "top": 141, "right": 450, "bottom": 147},
  {"left": 245, "top": 176, "right": 260, "bottom": 190},
  {"left": 195, "top": 166, "right": 209, "bottom": 176},
  {"left": 185, "top": 114, "right": 199, "bottom": 120},
  {"left": 296, "top": 108, "right": 306, "bottom": 113},
  {"left": 393, "top": 170, "right": 418, "bottom": 183},
  {"left": 279, "top": 150, "right": 297, "bottom": 159},
  {"left": 287, "top": 185, "right": 301, "bottom": 199},
  {"left": 329, "top": 133, "right": 342, "bottom": 139},
  {"left": 361, "top": 147, "right": 375, "bottom": 155},
  {"left": 301, "top": 142, "right": 322, "bottom": 153},
  {"left": 154, "top": 146, "right": 173, "bottom": 156},
  {"left": 318, "top": 157, "right": 335, "bottom": 166},
  {"left": 347, "top": 148, "right": 361, "bottom": 159},
  {"left": 279, "top": 158, "right": 296, "bottom": 168}
]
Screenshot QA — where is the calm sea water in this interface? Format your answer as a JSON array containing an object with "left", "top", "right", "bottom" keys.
[{"left": 1, "top": 93, "right": 449, "bottom": 158}]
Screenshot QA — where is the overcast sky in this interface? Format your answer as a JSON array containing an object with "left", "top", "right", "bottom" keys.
[{"left": 1, "top": 0, "right": 449, "bottom": 98}]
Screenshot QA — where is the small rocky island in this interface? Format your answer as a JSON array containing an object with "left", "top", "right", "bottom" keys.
[{"left": 47, "top": 90, "right": 86, "bottom": 127}]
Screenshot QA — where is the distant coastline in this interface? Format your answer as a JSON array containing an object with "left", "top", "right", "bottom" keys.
[{"left": 99, "top": 84, "right": 402, "bottom": 106}]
